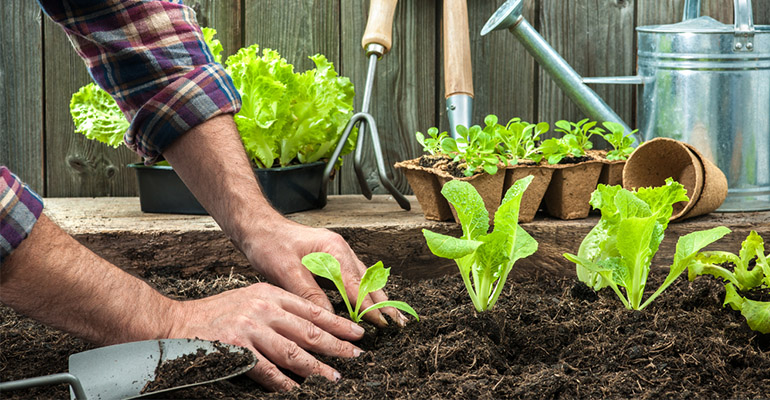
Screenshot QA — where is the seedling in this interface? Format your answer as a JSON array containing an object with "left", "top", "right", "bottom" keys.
[
  {"left": 415, "top": 127, "right": 449, "bottom": 156},
  {"left": 593, "top": 121, "right": 636, "bottom": 161},
  {"left": 688, "top": 231, "right": 770, "bottom": 333},
  {"left": 565, "top": 179, "right": 730, "bottom": 310},
  {"left": 498, "top": 117, "right": 549, "bottom": 164},
  {"left": 422, "top": 176, "right": 539, "bottom": 311},
  {"left": 441, "top": 119, "right": 506, "bottom": 176},
  {"left": 301, "top": 252, "right": 419, "bottom": 323}
]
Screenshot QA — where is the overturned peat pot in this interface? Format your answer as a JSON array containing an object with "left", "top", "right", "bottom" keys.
[{"left": 2, "top": 265, "right": 770, "bottom": 399}]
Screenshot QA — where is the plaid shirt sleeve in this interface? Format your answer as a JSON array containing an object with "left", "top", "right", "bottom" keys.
[
  {"left": 0, "top": 167, "right": 44, "bottom": 265},
  {"left": 37, "top": 0, "right": 242, "bottom": 163}
]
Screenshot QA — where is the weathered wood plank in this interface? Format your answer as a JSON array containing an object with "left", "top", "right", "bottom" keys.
[
  {"left": 1, "top": 1, "right": 44, "bottom": 194},
  {"left": 43, "top": 18, "right": 140, "bottom": 197},
  {"left": 638, "top": 0, "right": 770, "bottom": 26},
  {"left": 185, "top": 0, "right": 243, "bottom": 60},
  {"left": 438, "top": 0, "right": 538, "bottom": 133},
  {"left": 243, "top": 0, "right": 340, "bottom": 73},
  {"left": 537, "top": 0, "right": 636, "bottom": 140},
  {"left": 338, "top": 1, "right": 437, "bottom": 196},
  {"left": 45, "top": 195, "right": 770, "bottom": 280}
]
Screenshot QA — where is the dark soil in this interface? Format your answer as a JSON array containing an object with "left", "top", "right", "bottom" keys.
[
  {"left": 418, "top": 154, "right": 468, "bottom": 178},
  {"left": 141, "top": 341, "right": 255, "bottom": 394},
  {"left": 559, "top": 155, "right": 594, "bottom": 164},
  {"left": 2, "top": 264, "right": 770, "bottom": 399}
]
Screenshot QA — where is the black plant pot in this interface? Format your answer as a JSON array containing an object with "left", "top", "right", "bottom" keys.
[{"left": 128, "top": 161, "right": 328, "bottom": 215}]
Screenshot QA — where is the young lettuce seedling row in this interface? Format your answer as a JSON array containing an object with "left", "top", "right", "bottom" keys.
[{"left": 301, "top": 252, "right": 419, "bottom": 324}]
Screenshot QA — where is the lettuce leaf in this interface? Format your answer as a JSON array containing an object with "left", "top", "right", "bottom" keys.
[
  {"left": 69, "top": 83, "right": 129, "bottom": 148},
  {"left": 225, "top": 46, "right": 356, "bottom": 168}
]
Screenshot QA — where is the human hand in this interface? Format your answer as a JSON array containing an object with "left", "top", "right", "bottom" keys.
[
  {"left": 243, "top": 220, "right": 408, "bottom": 328},
  {"left": 166, "top": 282, "right": 365, "bottom": 391}
]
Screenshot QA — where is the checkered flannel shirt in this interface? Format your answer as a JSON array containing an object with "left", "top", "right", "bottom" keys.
[{"left": 1, "top": 0, "right": 242, "bottom": 264}]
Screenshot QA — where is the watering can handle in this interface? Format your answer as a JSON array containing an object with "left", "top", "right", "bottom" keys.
[
  {"left": 362, "top": 0, "right": 398, "bottom": 56},
  {"left": 443, "top": 0, "right": 474, "bottom": 99},
  {"left": 682, "top": 0, "right": 754, "bottom": 51},
  {"left": 682, "top": 0, "right": 701, "bottom": 20},
  {"left": 733, "top": 0, "right": 755, "bottom": 51}
]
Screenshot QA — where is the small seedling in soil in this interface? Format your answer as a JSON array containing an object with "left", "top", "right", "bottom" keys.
[
  {"left": 301, "top": 253, "right": 419, "bottom": 323},
  {"left": 688, "top": 230, "right": 770, "bottom": 333},
  {"left": 565, "top": 178, "right": 730, "bottom": 310},
  {"left": 422, "top": 175, "right": 539, "bottom": 311},
  {"left": 497, "top": 117, "right": 549, "bottom": 165}
]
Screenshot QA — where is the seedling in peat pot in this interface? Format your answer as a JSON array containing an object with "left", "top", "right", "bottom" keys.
[
  {"left": 422, "top": 175, "right": 539, "bottom": 311},
  {"left": 416, "top": 127, "right": 449, "bottom": 156},
  {"left": 565, "top": 178, "right": 730, "bottom": 310},
  {"left": 593, "top": 121, "right": 636, "bottom": 161},
  {"left": 301, "top": 252, "right": 419, "bottom": 323}
]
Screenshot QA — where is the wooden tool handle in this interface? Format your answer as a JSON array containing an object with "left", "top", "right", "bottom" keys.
[
  {"left": 361, "top": 0, "right": 398, "bottom": 54},
  {"left": 443, "top": 0, "right": 474, "bottom": 98}
]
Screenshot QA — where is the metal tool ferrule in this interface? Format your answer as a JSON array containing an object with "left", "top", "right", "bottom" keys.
[{"left": 446, "top": 94, "right": 473, "bottom": 139}]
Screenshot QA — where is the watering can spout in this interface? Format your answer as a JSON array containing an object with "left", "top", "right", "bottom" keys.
[{"left": 482, "top": 0, "right": 638, "bottom": 144}]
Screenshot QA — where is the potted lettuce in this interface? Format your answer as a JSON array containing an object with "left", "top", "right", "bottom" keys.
[
  {"left": 224, "top": 44, "right": 357, "bottom": 213},
  {"left": 69, "top": 28, "right": 356, "bottom": 214}
]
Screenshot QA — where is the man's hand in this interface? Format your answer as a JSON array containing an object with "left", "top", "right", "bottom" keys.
[
  {"left": 163, "top": 115, "right": 407, "bottom": 327},
  {"left": 242, "top": 220, "right": 409, "bottom": 327},
  {"left": 167, "top": 282, "right": 365, "bottom": 391}
]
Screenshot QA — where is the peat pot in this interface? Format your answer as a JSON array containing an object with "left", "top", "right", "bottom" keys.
[{"left": 128, "top": 161, "right": 328, "bottom": 215}]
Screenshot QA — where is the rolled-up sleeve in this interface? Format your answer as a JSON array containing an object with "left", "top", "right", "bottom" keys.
[
  {"left": 1, "top": 167, "right": 44, "bottom": 265},
  {"left": 37, "top": 0, "right": 242, "bottom": 163}
]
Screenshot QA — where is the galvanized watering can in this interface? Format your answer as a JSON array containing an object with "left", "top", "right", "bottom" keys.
[{"left": 482, "top": 0, "right": 770, "bottom": 212}]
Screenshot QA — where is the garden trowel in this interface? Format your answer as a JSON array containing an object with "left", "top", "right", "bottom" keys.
[{"left": 0, "top": 338, "right": 256, "bottom": 400}]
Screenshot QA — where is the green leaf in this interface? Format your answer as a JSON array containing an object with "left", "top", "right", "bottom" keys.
[
  {"left": 441, "top": 180, "right": 489, "bottom": 240},
  {"left": 723, "top": 283, "right": 744, "bottom": 311},
  {"left": 422, "top": 229, "right": 483, "bottom": 260},
  {"left": 69, "top": 83, "right": 129, "bottom": 148},
  {"left": 355, "top": 261, "right": 390, "bottom": 315},
  {"left": 740, "top": 298, "right": 770, "bottom": 334},
  {"left": 359, "top": 300, "right": 420, "bottom": 322},
  {"left": 301, "top": 252, "right": 352, "bottom": 317},
  {"left": 201, "top": 27, "right": 223, "bottom": 64},
  {"left": 615, "top": 216, "right": 658, "bottom": 309}
]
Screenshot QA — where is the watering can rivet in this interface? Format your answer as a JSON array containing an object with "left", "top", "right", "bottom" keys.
[
  {"left": 734, "top": 42, "right": 743, "bottom": 50},
  {"left": 746, "top": 42, "right": 754, "bottom": 50}
]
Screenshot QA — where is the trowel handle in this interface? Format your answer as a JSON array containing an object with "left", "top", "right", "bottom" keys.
[
  {"left": 361, "top": 0, "right": 398, "bottom": 56},
  {"left": 0, "top": 373, "right": 87, "bottom": 399},
  {"left": 443, "top": 0, "right": 474, "bottom": 98}
]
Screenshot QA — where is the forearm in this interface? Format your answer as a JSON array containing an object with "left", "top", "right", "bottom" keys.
[
  {"left": 0, "top": 214, "right": 176, "bottom": 346},
  {"left": 162, "top": 114, "right": 289, "bottom": 257}
]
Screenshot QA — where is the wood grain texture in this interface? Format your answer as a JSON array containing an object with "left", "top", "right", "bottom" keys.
[
  {"left": 243, "top": 0, "right": 340, "bottom": 74},
  {"left": 637, "top": 0, "right": 770, "bottom": 26},
  {"left": 339, "top": 0, "right": 437, "bottom": 196},
  {"left": 43, "top": 18, "right": 140, "bottom": 197},
  {"left": 537, "top": 0, "right": 636, "bottom": 142},
  {"left": 184, "top": 0, "right": 243, "bottom": 60},
  {"left": 1, "top": 1, "right": 44, "bottom": 193}
]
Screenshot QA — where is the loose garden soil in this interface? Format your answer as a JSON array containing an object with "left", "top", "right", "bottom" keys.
[{"left": 2, "top": 263, "right": 770, "bottom": 399}]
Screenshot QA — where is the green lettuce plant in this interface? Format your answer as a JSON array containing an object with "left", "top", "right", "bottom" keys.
[
  {"left": 565, "top": 179, "right": 730, "bottom": 310},
  {"left": 225, "top": 45, "right": 356, "bottom": 168},
  {"left": 688, "top": 231, "right": 770, "bottom": 333},
  {"left": 301, "top": 252, "right": 419, "bottom": 323},
  {"left": 422, "top": 176, "right": 539, "bottom": 311}
]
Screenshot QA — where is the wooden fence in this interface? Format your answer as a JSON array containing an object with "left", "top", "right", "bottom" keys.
[{"left": 2, "top": 0, "right": 768, "bottom": 198}]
